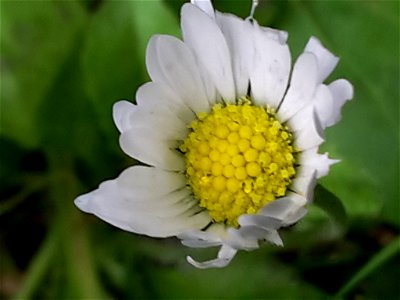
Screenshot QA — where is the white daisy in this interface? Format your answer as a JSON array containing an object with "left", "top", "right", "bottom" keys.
[{"left": 74, "top": 0, "right": 353, "bottom": 269}]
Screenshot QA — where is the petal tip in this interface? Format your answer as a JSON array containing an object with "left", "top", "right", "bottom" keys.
[{"left": 74, "top": 194, "right": 92, "bottom": 214}]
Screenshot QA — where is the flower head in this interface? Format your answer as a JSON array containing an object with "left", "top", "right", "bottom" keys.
[{"left": 75, "top": 0, "right": 353, "bottom": 268}]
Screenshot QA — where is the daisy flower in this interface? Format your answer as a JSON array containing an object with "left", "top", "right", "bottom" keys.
[{"left": 75, "top": 0, "right": 353, "bottom": 268}]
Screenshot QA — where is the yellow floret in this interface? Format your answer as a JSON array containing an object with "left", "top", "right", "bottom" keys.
[
  {"left": 239, "top": 125, "right": 252, "bottom": 139},
  {"left": 215, "top": 125, "right": 230, "bottom": 139},
  {"left": 244, "top": 148, "right": 258, "bottom": 162},
  {"left": 238, "top": 139, "right": 250, "bottom": 152},
  {"left": 232, "top": 154, "right": 245, "bottom": 167},
  {"left": 212, "top": 176, "right": 226, "bottom": 192},
  {"left": 235, "top": 167, "right": 248, "bottom": 180},
  {"left": 209, "top": 150, "right": 220, "bottom": 162},
  {"left": 246, "top": 162, "right": 261, "bottom": 177},
  {"left": 180, "top": 99, "right": 296, "bottom": 227},
  {"left": 250, "top": 135, "right": 266, "bottom": 150}
]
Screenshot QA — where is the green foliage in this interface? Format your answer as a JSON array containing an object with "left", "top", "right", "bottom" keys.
[
  {"left": 1, "top": 1, "right": 86, "bottom": 147},
  {"left": 1, "top": 0, "right": 399, "bottom": 299}
]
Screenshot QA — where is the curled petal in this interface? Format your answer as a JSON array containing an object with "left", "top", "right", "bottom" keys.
[
  {"left": 311, "top": 84, "right": 335, "bottom": 129},
  {"left": 305, "top": 36, "right": 339, "bottom": 83},
  {"left": 179, "top": 228, "right": 223, "bottom": 248},
  {"left": 290, "top": 168, "right": 317, "bottom": 201},
  {"left": 327, "top": 79, "right": 354, "bottom": 126},
  {"left": 187, "top": 244, "right": 237, "bottom": 269},
  {"left": 238, "top": 214, "right": 282, "bottom": 231},
  {"left": 261, "top": 193, "right": 307, "bottom": 221},
  {"left": 227, "top": 226, "right": 267, "bottom": 249}
]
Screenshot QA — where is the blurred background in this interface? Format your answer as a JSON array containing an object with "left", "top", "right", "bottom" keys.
[{"left": 1, "top": 0, "right": 399, "bottom": 299}]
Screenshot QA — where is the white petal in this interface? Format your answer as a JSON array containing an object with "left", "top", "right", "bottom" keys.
[
  {"left": 281, "top": 207, "right": 308, "bottom": 225},
  {"left": 179, "top": 228, "right": 223, "bottom": 248},
  {"left": 235, "top": 215, "right": 285, "bottom": 246},
  {"left": 75, "top": 167, "right": 211, "bottom": 237},
  {"left": 227, "top": 225, "right": 268, "bottom": 249},
  {"left": 285, "top": 104, "right": 314, "bottom": 132},
  {"left": 261, "top": 193, "right": 307, "bottom": 222},
  {"left": 216, "top": 12, "right": 253, "bottom": 98},
  {"left": 290, "top": 168, "right": 317, "bottom": 201},
  {"left": 278, "top": 52, "right": 319, "bottom": 122},
  {"left": 259, "top": 26, "right": 288, "bottom": 44},
  {"left": 250, "top": 21, "right": 291, "bottom": 108},
  {"left": 113, "top": 100, "right": 137, "bottom": 133},
  {"left": 227, "top": 232, "right": 259, "bottom": 249},
  {"left": 187, "top": 244, "right": 237, "bottom": 269},
  {"left": 117, "top": 166, "right": 186, "bottom": 197},
  {"left": 293, "top": 110, "right": 325, "bottom": 151},
  {"left": 120, "top": 127, "right": 185, "bottom": 171},
  {"left": 326, "top": 79, "right": 354, "bottom": 126},
  {"left": 238, "top": 214, "right": 282, "bottom": 230},
  {"left": 305, "top": 36, "right": 339, "bottom": 82},
  {"left": 181, "top": 3, "right": 236, "bottom": 103},
  {"left": 190, "top": 0, "right": 214, "bottom": 18},
  {"left": 117, "top": 187, "right": 192, "bottom": 213},
  {"left": 263, "top": 230, "right": 284, "bottom": 246},
  {"left": 129, "top": 103, "right": 188, "bottom": 140},
  {"left": 146, "top": 34, "right": 210, "bottom": 113},
  {"left": 311, "top": 84, "right": 335, "bottom": 129},
  {"left": 299, "top": 148, "right": 339, "bottom": 178},
  {"left": 136, "top": 82, "right": 195, "bottom": 124}
]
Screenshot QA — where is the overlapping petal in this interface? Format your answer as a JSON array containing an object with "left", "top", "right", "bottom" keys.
[
  {"left": 136, "top": 82, "right": 196, "bottom": 124},
  {"left": 146, "top": 35, "right": 210, "bottom": 113},
  {"left": 305, "top": 36, "right": 339, "bottom": 83},
  {"left": 250, "top": 21, "right": 291, "bottom": 108},
  {"left": 216, "top": 12, "right": 254, "bottom": 98},
  {"left": 75, "top": 166, "right": 211, "bottom": 237},
  {"left": 278, "top": 52, "right": 319, "bottom": 121},
  {"left": 120, "top": 127, "right": 185, "bottom": 171},
  {"left": 181, "top": 3, "right": 236, "bottom": 103}
]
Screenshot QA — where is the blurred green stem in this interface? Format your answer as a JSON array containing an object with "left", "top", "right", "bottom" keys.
[
  {"left": 336, "top": 235, "right": 400, "bottom": 298},
  {"left": 13, "top": 208, "right": 63, "bottom": 299},
  {"left": 0, "top": 175, "right": 48, "bottom": 215},
  {"left": 14, "top": 153, "right": 106, "bottom": 299},
  {"left": 49, "top": 153, "right": 107, "bottom": 299}
]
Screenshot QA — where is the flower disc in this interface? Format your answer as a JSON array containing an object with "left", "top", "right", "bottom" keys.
[{"left": 180, "top": 99, "right": 296, "bottom": 226}]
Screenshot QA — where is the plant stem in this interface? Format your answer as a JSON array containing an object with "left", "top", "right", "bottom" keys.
[
  {"left": 13, "top": 214, "right": 62, "bottom": 299},
  {"left": 335, "top": 235, "right": 400, "bottom": 298}
]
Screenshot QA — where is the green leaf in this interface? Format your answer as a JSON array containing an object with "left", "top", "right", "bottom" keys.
[
  {"left": 37, "top": 37, "right": 125, "bottom": 187},
  {"left": 81, "top": 0, "right": 179, "bottom": 141},
  {"left": 1, "top": 1, "right": 86, "bottom": 147},
  {"left": 313, "top": 184, "right": 348, "bottom": 232}
]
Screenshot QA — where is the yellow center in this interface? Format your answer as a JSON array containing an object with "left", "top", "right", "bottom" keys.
[{"left": 179, "top": 99, "right": 296, "bottom": 227}]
